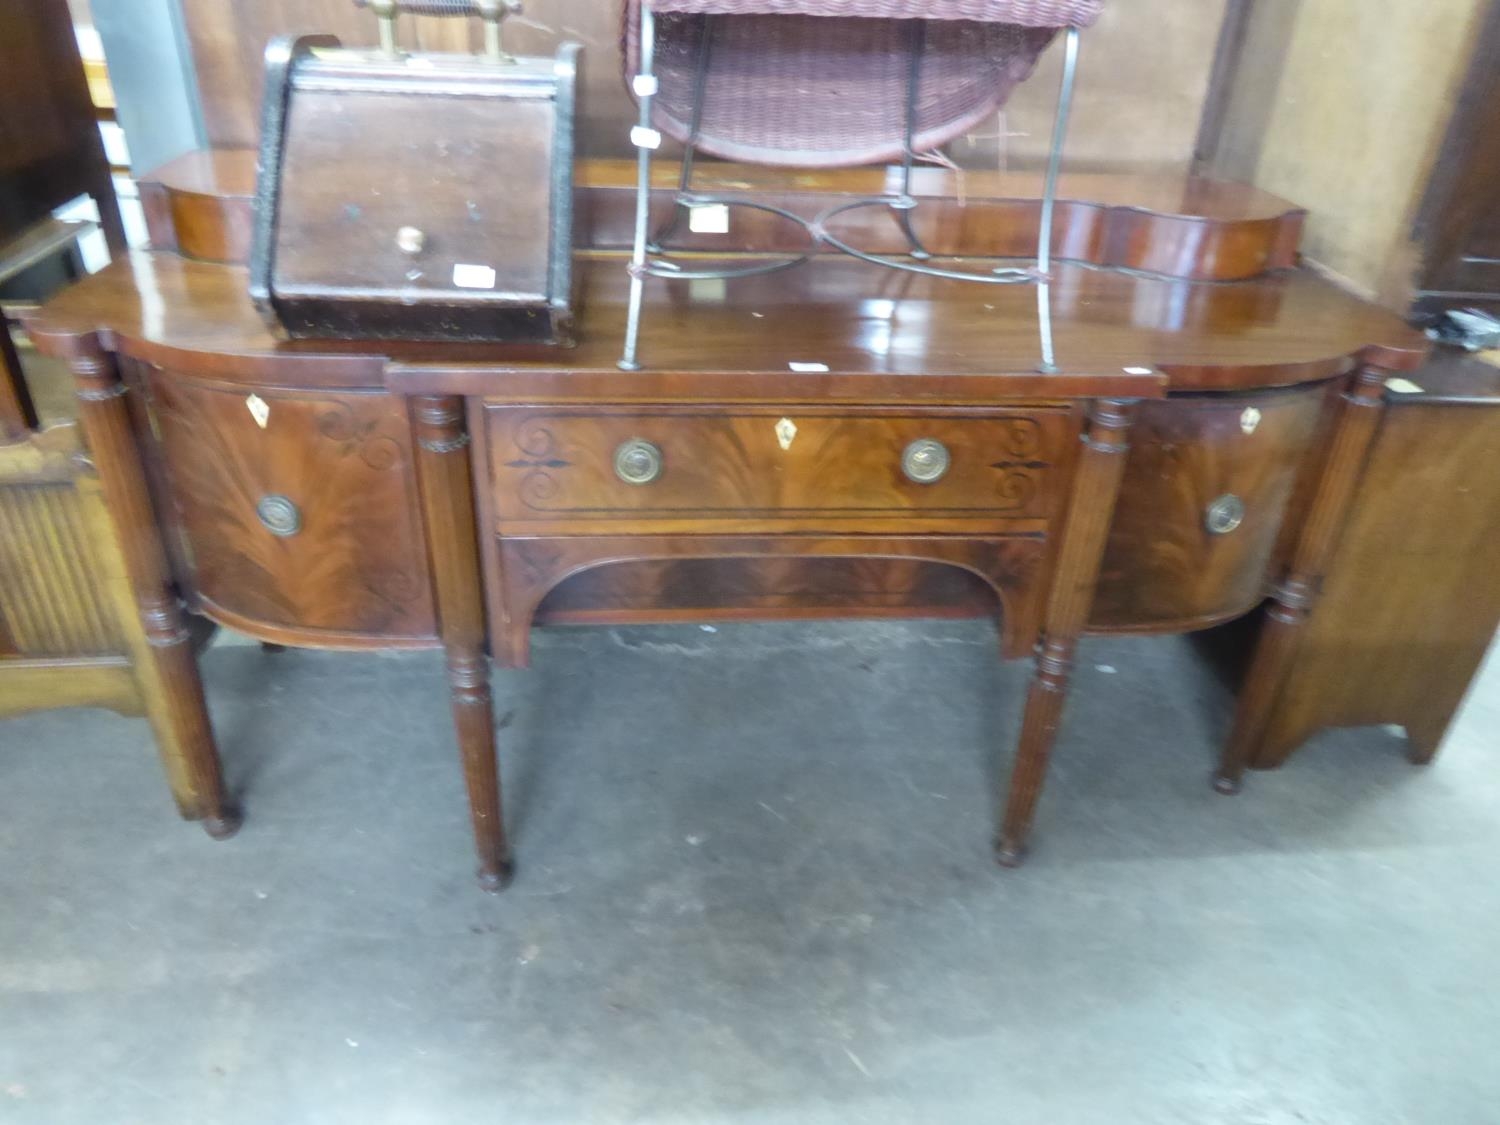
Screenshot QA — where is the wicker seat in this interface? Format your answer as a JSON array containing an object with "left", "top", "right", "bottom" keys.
[{"left": 624, "top": 0, "right": 1103, "bottom": 168}]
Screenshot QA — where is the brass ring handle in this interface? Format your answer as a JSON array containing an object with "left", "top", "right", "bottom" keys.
[
  {"left": 256, "top": 494, "right": 302, "bottom": 537},
  {"left": 614, "top": 439, "right": 664, "bottom": 485},
  {"left": 901, "top": 439, "right": 951, "bottom": 484},
  {"left": 1205, "top": 494, "right": 1246, "bottom": 535}
]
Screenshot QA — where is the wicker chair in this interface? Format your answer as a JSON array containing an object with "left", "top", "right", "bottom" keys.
[{"left": 617, "top": 0, "right": 1106, "bottom": 370}]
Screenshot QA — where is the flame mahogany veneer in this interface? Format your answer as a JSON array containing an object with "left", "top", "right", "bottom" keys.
[{"left": 29, "top": 156, "right": 1449, "bottom": 888}]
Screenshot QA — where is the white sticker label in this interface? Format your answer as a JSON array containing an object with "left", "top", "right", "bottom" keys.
[
  {"left": 246, "top": 393, "right": 270, "bottom": 429},
  {"left": 452, "top": 263, "right": 497, "bottom": 290},
  {"left": 788, "top": 361, "right": 830, "bottom": 373},
  {"left": 1385, "top": 377, "right": 1424, "bottom": 394},
  {"left": 688, "top": 204, "right": 731, "bottom": 235},
  {"left": 632, "top": 75, "right": 659, "bottom": 97},
  {"left": 630, "top": 126, "right": 662, "bottom": 150},
  {"left": 689, "top": 278, "right": 726, "bottom": 302}
]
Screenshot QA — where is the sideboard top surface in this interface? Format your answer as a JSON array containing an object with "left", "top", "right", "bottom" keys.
[{"left": 26, "top": 247, "right": 1427, "bottom": 400}]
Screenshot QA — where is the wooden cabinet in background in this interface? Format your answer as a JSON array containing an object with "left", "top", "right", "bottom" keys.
[{"left": 1243, "top": 356, "right": 1500, "bottom": 768}]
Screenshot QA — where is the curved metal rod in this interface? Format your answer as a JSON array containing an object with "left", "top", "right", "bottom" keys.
[
  {"left": 643, "top": 197, "right": 818, "bottom": 281},
  {"left": 815, "top": 198, "right": 1038, "bottom": 285}
]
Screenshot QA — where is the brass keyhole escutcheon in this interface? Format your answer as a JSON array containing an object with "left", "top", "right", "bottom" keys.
[
  {"left": 614, "top": 439, "right": 663, "bottom": 485},
  {"left": 1205, "top": 494, "right": 1246, "bottom": 535},
  {"left": 901, "top": 439, "right": 951, "bottom": 484},
  {"left": 256, "top": 494, "right": 302, "bottom": 537}
]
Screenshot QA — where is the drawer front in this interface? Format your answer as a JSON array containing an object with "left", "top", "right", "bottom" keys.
[
  {"left": 485, "top": 406, "right": 1071, "bottom": 530},
  {"left": 1090, "top": 385, "right": 1328, "bottom": 631},
  {"left": 143, "top": 372, "right": 437, "bottom": 642}
]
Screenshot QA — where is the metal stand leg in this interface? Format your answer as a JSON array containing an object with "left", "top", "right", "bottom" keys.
[
  {"left": 619, "top": 4, "right": 658, "bottom": 372},
  {"left": 893, "top": 22, "right": 932, "bottom": 262},
  {"left": 1034, "top": 26, "right": 1080, "bottom": 374},
  {"left": 649, "top": 17, "right": 713, "bottom": 254}
]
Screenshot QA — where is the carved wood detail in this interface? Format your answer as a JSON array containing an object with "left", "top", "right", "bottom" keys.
[
  {"left": 485, "top": 406, "right": 1069, "bottom": 531},
  {"left": 142, "top": 373, "right": 437, "bottom": 643},
  {"left": 1214, "top": 365, "right": 1390, "bottom": 792},
  {"left": 998, "top": 398, "right": 1138, "bottom": 865},
  {"left": 69, "top": 352, "right": 238, "bottom": 836},
  {"left": 411, "top": 394, "right": 512, "bottom": 891},
  {"left": 493, "top": 534, "right": 1050, "bottom": 669}
]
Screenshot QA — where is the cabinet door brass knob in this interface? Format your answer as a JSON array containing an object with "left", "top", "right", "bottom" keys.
[
  {"left": 256, "top": 494, "right": 302, "bottom": 537},
  {"left": 1206, "top": 494, "right": 1246, "bottom": 535},
  {"left": 614, "top": 439, "right": 663, "bottom": 485},
  {"left": 901, "top": 439, "right": 951, "bottom": 484}
]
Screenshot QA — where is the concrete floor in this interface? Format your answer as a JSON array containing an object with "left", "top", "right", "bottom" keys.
[{"left": 1, "top": 619, "right": 1497, "bottom": 1125}]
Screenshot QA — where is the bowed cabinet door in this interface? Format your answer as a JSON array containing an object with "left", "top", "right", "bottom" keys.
[
  {"left": 1088, "top": 383, "right": 1330, "bottom": 634},
  {"left": 133, "top": 365, "right": 439, "bottom": 647}
]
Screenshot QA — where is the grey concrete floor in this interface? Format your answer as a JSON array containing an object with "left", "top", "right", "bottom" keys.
[{"left": 1, "top": 619, "right": 1497, "bottom": 1125}]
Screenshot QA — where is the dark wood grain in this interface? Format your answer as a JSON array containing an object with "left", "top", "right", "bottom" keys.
[
  {"left": 258, "top": 49, "right": 575, "bottom": 343},
  {"left": 533, "top": 556, "right": 996, "bottom": 625},
  {"left": 24, "top": 251, "right": 1426, "bottom": 399},
  {"left": 1411, "top": 0, "right": 1500, "bottom": 313},
  {"left": 997, "top": 399, "right": 1137, "bottom": 866},
  {"left": 69, "top": 351, "right": 237, "bottom": 836},
  {"left": 140, "top": 371, "right": 438, "bottom": 646},
  {"left": 492, "top": 533, "right": 1051, "bottom": 670},
  {"left": 1089, "top": 384, "right": 1328, "bottom": 633},
  {"left": 26, "top": 162, "right": 1473, "bottom": 885},
  {"left": 141, "top": 150, "right": 1307, "bottom": 281},
  {"left": 0, "top": 0, "right": 125, "bottom": 254},
  {"left": 1214, "top": 364, "right": 1392, "bottom": 793},
  {"left": 411, "top": 395, "right": 512, "bottom": 891},
  {"left": 485, "top": 405, "right": 1069, "bottom": 535},
  {"left": 1245, "top": 354, "right": 1500, "bottom": 767}
]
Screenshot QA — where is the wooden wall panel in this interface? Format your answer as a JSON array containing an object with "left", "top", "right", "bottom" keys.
[
  {"left": 1205, "top": 0, "right": 1487, "bottom": 308},
  {"left": 180, "top": 0, "right": 1227, "bottom": 171}
]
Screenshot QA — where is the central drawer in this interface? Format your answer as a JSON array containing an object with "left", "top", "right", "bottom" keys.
[{"left": 484, "top": 406, "right": 1073, "bottom": 532}]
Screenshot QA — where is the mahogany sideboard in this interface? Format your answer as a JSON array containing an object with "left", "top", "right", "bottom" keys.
[{"left": 30, "top": 151, "right": 1495, "bottom": 891}]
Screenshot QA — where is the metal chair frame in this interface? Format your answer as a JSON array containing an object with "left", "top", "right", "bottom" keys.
[{"left": 619, "top": 5, "right": 1083, "bottom": 372}]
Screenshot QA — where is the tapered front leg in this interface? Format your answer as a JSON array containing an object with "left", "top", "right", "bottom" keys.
[
  {"left": 72, "top": 351, "right": 238, "bottom": 837},
  {"left": 997, "top": 399, "right": 1136, "bottom": 866},
  {"left": 1215, "top": 365, "right": 1389, "bottom": 793},
  {"left": 412, "top": 395, "right": 513, "bottom": 892}
]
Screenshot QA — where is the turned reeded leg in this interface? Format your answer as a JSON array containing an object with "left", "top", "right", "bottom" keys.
[
  {"left": 997, "top": 400, "right": 1136, "bottom": 866},
  {"left": 412, "top": 395, "right": 513, "bottom": 892},
  {"left": 72, "top": 351, "right": 238, "bottom": 837},
  {"left": 1215, "top": 364, "right": 1390, "bottom": 794}
]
